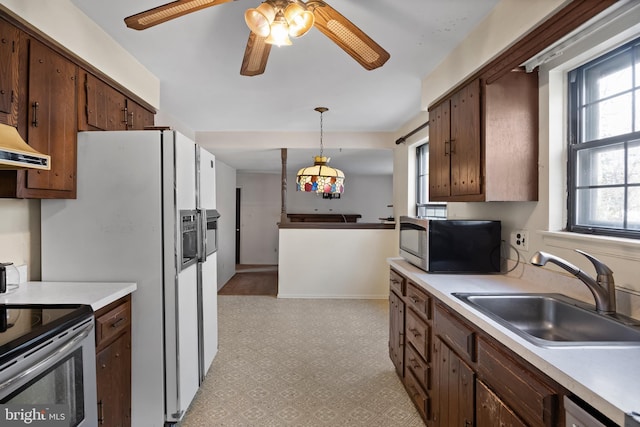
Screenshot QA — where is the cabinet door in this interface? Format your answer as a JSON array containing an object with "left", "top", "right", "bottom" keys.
[
  {"left": 82, "top": 72, "right": 108, "bottom": 130},
  {"left": 432, "top": 338, "right": 474, "bottom": 427},
  {"left": 477, "top": 379, "right": 526, "bottom": 427},
  {"left": 389, "top": 290, "right": 405, "bottom": 377},
  {"left": 0, "top": 19, "right": 19, "bottom": 126},
  {"left": 24, "top": 39, "right": 77, "bottom": 196},
  {"left": 450, "top": 79, "right": 481, "bottom": 197},
  {"left": 126, "top": 99, "right": 154, "bottom": 130},
  {"left": 96, "top": 331, "right": 132, "bottom": 427},
  {"left": 107, "top": 89, "right": 127, "bottom": 130},
  {"left": 428, "top": 100, "right": 451, "bottom": 199}
]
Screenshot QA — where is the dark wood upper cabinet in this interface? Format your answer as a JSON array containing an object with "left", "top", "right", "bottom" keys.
[
  {"left": 126, "top": 98, "right": 154, "bottom": 130},
  {"left": 0, "top": 36, "right": 78, "bottom": 199},
  {"left": 0, "top": 10, "right": 156, "bottom": 199},
  {"left": 0, "top": 18, "right": 19, "bottom": 127},
  {"left": 79, "top": 71, "right": 154, "bottom": 131},
  {"left": 23, "top": 39, "right": 77, "bottom": 197},
  {"left": 428, "top": 71, "right": 538, "bottom": 202}
]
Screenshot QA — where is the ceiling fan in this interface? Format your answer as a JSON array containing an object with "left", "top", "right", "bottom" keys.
[{"left": 124, "top": 0, "right": 390, "bottom": 76}]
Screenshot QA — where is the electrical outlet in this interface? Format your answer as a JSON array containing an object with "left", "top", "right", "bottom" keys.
[{"left": 510, "top": 230, "right": 529, "bottom": 251}]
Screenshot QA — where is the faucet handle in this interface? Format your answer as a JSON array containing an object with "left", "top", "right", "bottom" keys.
[{"left": 575, "top": 250, "right": 613, "bottom": 275}]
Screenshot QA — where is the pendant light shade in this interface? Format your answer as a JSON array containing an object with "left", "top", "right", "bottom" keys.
[{"left": 296, "top": 107, "right": 345, "bottom": 198}]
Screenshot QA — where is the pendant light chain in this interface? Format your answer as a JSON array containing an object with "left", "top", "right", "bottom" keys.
[
  {"left": 319, "top": 109, "right": 324, "bottom": 158},
  {"left": 315, "top": 106, "right": 328, "bottom": 159}
]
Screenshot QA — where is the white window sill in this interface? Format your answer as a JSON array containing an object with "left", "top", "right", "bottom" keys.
[{"left": 540, "top": 230, "right": 640, "bottom": 261}]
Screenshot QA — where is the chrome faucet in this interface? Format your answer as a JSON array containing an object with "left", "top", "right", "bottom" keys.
[{"left": 530, "top": 250, "right": 616, "bottom": 314}]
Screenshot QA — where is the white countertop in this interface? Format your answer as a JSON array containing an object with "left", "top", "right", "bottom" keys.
[
  {"left": 0, "top": 281, "right": 137, "bottom": 311},
  {"left": 389, "top": 258, "right": 640, "bottom": 427}
]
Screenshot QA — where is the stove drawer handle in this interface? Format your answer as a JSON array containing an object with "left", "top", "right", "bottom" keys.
[{"left": 0, "top": 320, "right": 94, "bottom": 394}]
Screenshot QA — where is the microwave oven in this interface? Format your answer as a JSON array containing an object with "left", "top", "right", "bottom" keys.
[{"left": 399, "top": 216, "right": 501, "bottom": 273}]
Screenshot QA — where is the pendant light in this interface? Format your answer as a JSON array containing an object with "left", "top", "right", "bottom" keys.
[{"left": 296, "top": 107, "right": 345, "bottom": 199}]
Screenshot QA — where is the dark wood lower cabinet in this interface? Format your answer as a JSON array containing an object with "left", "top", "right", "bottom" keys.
[
  {"left": 95, "top": 296, "right": 132, "bottom": 427},
  {"left": 96, "top": 332, "right": 131, "bottom": 427},
  {"left": 389, "top": 267, "right": 574, "bottom": 427},
  {"left": 389, "top": 289, "right": 405, "bottom": 377},
  {"left": 477, "top": 379, "right": 527, "bottom": 427},
  {"left": 432, "top": 338, "right": 474, "bottom": 427}
]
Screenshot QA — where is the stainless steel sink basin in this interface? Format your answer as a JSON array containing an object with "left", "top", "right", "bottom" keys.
[{"left": 453, "top": 293, "right": 640, "bottom": 347}]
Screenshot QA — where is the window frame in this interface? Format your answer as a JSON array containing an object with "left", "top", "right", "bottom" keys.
[
  {"left": 567, "top": 36, "right": 640, "bottom": 239},
  {"left": 415, "top": 143, "right": 446, "bottom": 219}
]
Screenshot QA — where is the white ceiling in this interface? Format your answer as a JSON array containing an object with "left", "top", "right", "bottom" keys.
[{"left": 70, "top": 0, "right": 500, "bottom": 172}]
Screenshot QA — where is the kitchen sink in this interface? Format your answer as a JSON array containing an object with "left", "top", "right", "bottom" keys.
[{"left": 453, "top": 293, "right": 640, "bottom": 347}]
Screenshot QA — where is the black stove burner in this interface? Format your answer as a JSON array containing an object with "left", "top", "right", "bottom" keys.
[{"left": 0, "top": 304, "right": 93, "bottom": 366}]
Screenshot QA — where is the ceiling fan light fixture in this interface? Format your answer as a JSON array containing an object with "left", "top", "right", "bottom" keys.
[
  {"left": 284, "top": 3, "right": 314, "bottom": 38},
  {"left": 245, "top": 3, "right": 276, "bottom": 38},
  {"left": 265, "top": 11, "right": 292, "bottom": 46}
]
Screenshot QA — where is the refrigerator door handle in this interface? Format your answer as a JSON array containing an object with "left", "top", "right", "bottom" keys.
[{"left": 197, "top": 208, "right": 207, "bottom": 263}]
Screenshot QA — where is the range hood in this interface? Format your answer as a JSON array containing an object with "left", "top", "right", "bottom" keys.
[{"left": 0, "top": 123, "right": 50, "bottom": 170}]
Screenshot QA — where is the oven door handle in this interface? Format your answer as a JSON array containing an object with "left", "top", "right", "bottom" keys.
[{"left": 0, "top": 320, "right": 94, "bottom": 394}]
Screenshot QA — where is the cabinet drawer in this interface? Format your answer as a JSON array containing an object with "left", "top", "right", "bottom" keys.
[
  {"left": 406, "top": 281, "right": 432, "bottom": 320},
  {"left": 405, "top": 368, "right": 431, "bottom": 422},
  {"left": 406, "top": 342, "right": 430, "bottom": 391},
  {"left": 96, "top": 300, "right": 131, "bottom": 349},
  {"left": 477, "top": 336, "right": 558, "bottom": 427},
  {"left": 390, "top": 269, "right": 406, "bottom": 296},
  {"left": 406, "top": 308, "right": 430, "bottom": 362},
  {"left": 435, "top": 303, "right": 476, "bottom": 363}
]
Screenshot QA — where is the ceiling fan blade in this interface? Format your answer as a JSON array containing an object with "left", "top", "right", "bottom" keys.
[
  {"left": 307, "top": 0, "right": 390, "bottom": 70},
  {"left": 125, "top": 0, "right": 236, "bottom": 30},
  {"left": 240, "top": 32, "right": 272, "bottom": 76}
]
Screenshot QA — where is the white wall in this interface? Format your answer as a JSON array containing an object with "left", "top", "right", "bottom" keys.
[
  {"left": 278, "top": 228, "right": 397, "bottom": 298},
  {"left": 0, "top": 200, "right": 39, "bottom": 280},
  {"left": 215, "top": 159, "right": 236, "bottom": 289},
  {"left": 287, "top": 173, "right": 393, "bottom": 223}
]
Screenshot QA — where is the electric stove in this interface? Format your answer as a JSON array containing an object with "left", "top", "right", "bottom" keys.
[{"left": 0, "top": 304, "right": 93, "bottom": 366}]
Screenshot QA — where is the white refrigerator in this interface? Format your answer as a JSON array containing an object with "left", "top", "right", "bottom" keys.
[{"left": 40, "top": 130, "right": 218, "bottom": 426}]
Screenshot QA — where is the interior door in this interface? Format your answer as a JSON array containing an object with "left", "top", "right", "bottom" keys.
[{"left": 235, "top": 188, "right": 241, "bottom": 264}]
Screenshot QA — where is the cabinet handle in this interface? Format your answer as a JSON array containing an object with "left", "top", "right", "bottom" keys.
[
  {"left": 449, "top": 138, "right": 456, "bottom": 154},
  {"left": 111, "top": 317, "right": 126, "bottom": 329},
  {"left": 128, "top": 111, "right": 134, "bottom": 129},
  {"left": 122, "top": 107, "right": 128, "bottom": 124},
  {"left": 408, "top": 327, "right": 421, "bottom": 337},
  {"left": 444, "top": 140, "right": 450, "bottom": 156},
  {"left": 32, "top": 102, "right": 39, "bottom": 127},
  {"left": 98, "top": 400, "right": 104, "bottom": 424}
]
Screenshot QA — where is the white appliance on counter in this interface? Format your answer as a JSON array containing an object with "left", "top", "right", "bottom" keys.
[{"left": 40, "top": 130, "right": 219, "bottom": 427}]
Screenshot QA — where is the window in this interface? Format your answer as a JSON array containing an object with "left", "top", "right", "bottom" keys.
[
  {"left": 416, "top": 143, "right": 446, "bottom": 219},
  {"left": 568, "top": 36, "right": 640, "bottom": 238}
]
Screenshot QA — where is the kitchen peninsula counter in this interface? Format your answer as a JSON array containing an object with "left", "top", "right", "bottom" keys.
[
  {"left": 0, "top": 281, "right": 136, "bottom": 311},
  {"left": 388, "top": 257, "right": 640, "bottom": 426},
  {"left": 279, "top": 221, "right": 394, "bottom": 229}
]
